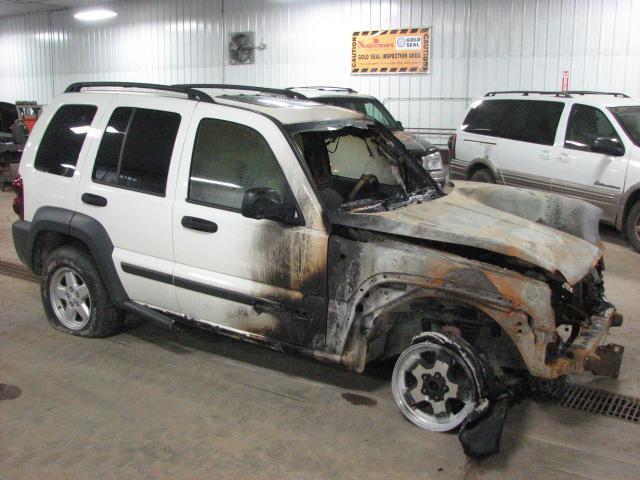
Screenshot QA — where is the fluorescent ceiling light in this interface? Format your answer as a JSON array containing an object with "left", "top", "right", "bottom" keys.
[{"left": 74, "top": 9, "right": 118, "bottom": 21}]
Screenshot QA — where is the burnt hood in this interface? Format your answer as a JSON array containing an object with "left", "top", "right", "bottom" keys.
[
  {"left": 329, "top": 181, "right": 603, "bottom": 285},
  {"left": 392, "top": 130, "right": 434, "bottom": 153}
]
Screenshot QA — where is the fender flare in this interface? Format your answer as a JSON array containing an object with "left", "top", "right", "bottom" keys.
[
  {"left": 616, "top": 181, "right": 640, "bottom": 230},
  {"left": 466, "top": 158, "right": 502, "bottom": 183},
  {"left": 24, "top": 206, "right": 129, "bottom": 304}
]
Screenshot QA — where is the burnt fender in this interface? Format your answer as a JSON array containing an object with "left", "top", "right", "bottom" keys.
[{"left": 24, "top": 207, "right": 129, "bottom": 304}]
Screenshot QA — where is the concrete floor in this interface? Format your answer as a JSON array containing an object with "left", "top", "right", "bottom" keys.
[{"left": 1, "top": 190, "right": 639, "bottom": 479}]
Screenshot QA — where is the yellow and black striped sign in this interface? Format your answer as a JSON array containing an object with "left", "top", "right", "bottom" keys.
[{"left": 351, "top": 28, "right": 431, "bottom": 74}]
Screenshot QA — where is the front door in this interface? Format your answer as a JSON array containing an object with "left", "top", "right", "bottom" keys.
[
  {"left": 172, "top": 103, "right": 329, "bottom": 349},
  {"left": 553, "top": 103, "right": 628, "bottom": 223}
]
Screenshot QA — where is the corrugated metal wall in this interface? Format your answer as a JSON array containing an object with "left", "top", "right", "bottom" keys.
[{"left": 1, "top": 0, "right": 639, "bottom": 133}]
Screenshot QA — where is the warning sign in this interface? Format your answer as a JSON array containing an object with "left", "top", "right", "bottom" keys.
[{"left": 351, "top": 28, "right": 431, "bottom": 74}]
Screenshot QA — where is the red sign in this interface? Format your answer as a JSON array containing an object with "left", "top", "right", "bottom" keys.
[{"left": 561, "top": 71, "right": 570, "bottom": 91}]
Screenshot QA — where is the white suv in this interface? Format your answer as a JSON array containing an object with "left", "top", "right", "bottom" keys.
[
  {"left": 11, "top": 82, "right": 624, "bottom": 456},
  {"left": 450, "top": 91, "right": 640, "bottom": 251}
]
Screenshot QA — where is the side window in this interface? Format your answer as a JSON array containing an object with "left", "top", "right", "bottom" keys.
[
  {"left": 462, "top": 99, "right": 563, "bottom": 146},
  {"left": 565, "top": 104, "right": 621, "bottom": 151},
  {"left": 363, "top": 103, "right": 386, "bottom": 123},
  {"left": 461, "top": 100, "right": 510, "bottom": 137},
  {"left": 500, "top": 100, "right": 564, "bottom": 145},
  {"left": 34, "top": 104, "right": 97, "bottom": 177},
  {"left": 188, "top": 118, "right": 290, "bottom": 211},
  {"left": 93, "top": 107, "right": 181, "bottom": 195}
]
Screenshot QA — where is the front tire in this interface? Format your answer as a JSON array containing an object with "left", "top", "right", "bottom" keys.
[
  {"left": 391, "top": 332, "right": 486, "bottom": 432},
  {"left": 625, "top": 201, "right": 640, "bottom": 252},
  {"left": 41, "top": 246, "right": 123, "bottom": 337}
]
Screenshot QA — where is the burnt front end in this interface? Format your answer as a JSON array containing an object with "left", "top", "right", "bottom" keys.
[{"left": 546, "top": 264, "right": 624, "bottom": 378}]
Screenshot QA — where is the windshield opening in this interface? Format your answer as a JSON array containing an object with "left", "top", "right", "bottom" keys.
[
  {"left": 323, "top": 98, "right": 399, "bottom": 130},
  {"left": 289, "top": 120, "right": 441, "bottom": 212},
  {"left": 609, "top": 106, "right": 640, "bottom": 146}
]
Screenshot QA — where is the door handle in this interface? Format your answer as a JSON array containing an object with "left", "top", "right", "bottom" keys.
[
  {"left": 81, "top": 193, "right": 107, "bottom": 207},
  {"left": 540, "top": 150, "right": 551, "bottom": 160},
  {"left": 557, "top": 153, "right": 570, "bottom": 164},
  {"left": 181, "top": 216, "right": 218, "bottom": 233}
]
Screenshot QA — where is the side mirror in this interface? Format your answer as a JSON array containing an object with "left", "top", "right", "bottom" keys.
[
  {"left": 591, "top": 137, "right": 624, "bottom": 156},
  {"left": 241, "top": 187, "right": 299, "bottom": 224},
  {"left": 395, "top": 120, "right": 404, "bottom": 130}
]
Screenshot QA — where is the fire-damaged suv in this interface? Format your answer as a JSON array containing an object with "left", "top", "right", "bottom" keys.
[{"left": 12, "top": 82, "right": 623, "bottom": 456}]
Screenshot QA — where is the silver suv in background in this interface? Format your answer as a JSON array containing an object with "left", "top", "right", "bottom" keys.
[
  {"left": 449, "top": 91, "right": 640, "bottom": 251},
  {"left": 288, "top": 86, "right": 446, "bottom": 187}
]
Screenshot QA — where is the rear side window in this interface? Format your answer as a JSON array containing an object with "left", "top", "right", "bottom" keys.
[
  {"left": 188, "top": 118, "right": 290, "bottom": 211},
  {"left": 34, "top": 104, "right": 97, "bottom": 177},
  {"left": 462, "top": 99, "right": 564, "bottom": 146},
  {"left": 93, "top": 107, "right": 181, "bottom": 195}
]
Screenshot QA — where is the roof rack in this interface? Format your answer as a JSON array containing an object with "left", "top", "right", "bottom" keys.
[
  {"left": 485, "top": 90, "right": 572, "bottom": 98},
  {"left": 565, "top": 91, "right": 630, "bottom": 98},
  {"left": 65, "top": 82, "right": 214, "bottom": 102},
  {"left": 287, "top": 86, "right": 358, "bottom": 94},
  {"left": 175, "top": 84, "right": 307, "bottom": 100}
]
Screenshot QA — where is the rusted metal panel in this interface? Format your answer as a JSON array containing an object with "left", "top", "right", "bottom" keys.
[{"left": 330, "top": 181, "right": 603, "bottom": 286}]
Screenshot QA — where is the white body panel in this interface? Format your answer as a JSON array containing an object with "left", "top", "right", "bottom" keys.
[
  {"left": 20, "top": 94, "right": 107, "bottom": 219},
  {"left": 75, "top": 93, "right": 197, "bottom": 312}
]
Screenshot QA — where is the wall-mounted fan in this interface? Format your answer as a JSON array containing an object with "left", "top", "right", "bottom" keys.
[{"left": 228, "top": 31, "right": 256, "bottom": 65}]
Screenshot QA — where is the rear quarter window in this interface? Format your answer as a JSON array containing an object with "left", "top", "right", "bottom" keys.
[
  {"left": 462, "top": 99, "right": 564, "bottom": 146},
  {"left": 34, "top": 104, "right": 97, "bottom": 177}
]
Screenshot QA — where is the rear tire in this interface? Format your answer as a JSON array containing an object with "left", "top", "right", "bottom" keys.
[
  {"left": 469, "top": 168, "right": 495, "bottom": 184},
  {"left": 626, "top": 201, "right": 640, "bottom": 252},
  {"left": 41, "top": 246, "right": 124, "bottom": 337}
]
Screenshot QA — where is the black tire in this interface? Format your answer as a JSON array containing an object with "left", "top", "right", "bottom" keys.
[
  {"left": 626, "top": 201, "right": 640, "bottom": 252},
  {"left": 41, "top": 246, "right": 124, "bottom": 337},
  {"left": 469, "top": 168, "right": 495, "bottom": 184}
]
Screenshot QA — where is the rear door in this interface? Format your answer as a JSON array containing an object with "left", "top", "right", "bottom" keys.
[
  {"left": 77, "top": 96, "right": 195, "bottom": 312},
  {"left": 172, "top": 103, "right": 329, "bottom": 349},
  {"left": 553, "top": 103, "right": 628, "bottom": 223}
]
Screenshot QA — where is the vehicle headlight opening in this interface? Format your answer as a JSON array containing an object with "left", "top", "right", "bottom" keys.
[{"left": 422, "top": 150, "right": 443, "bottom": 172}]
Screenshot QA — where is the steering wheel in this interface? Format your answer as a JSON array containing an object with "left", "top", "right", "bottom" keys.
[{"left": 347, "top": 174, "right": 379, "bottom": 202}]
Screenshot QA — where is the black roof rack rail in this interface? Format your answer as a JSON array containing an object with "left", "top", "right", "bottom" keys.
[
  {"left": 65, "top": 82, "right": 215, "bottom": 102},
  {"left": 565, "top": 90, "right": 630, "bottom": 98},
  {"left": 175, "top": 83, "right": 307, "bottom": 100},
  {"left": 485, "top": 90, "right": 572, "bottom": 98},
  {"left": 287, "top": 86, "right": 358, "bottom": 94}
]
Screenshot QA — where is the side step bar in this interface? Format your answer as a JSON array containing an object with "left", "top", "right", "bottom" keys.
[{"left": 120, "top": 301, "right": 177, "bottom": 330}]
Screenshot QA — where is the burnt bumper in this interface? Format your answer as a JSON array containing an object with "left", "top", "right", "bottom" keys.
[
  {"left": 553, "top": 307, "right": 624, "bottom": 378},
  {"left": 585, "top": 344, "right": 624, "bottom": 377}
]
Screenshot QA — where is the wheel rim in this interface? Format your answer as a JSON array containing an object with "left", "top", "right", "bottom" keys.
[
  {"left": 634, "top": 213, "right": 640, "bottom": 241},
  {"left": 49, "top": 267, "right": 92, "bottom": 330},
  {"left": 391, "top": 342, "right": 478, "bottom": 432}
]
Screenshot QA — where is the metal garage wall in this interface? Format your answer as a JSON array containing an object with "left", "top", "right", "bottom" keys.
[
  {"left": 0, "top": 11, "right": 54, "bottom": 104},
  {"left": 48, "top": 0, "right": 223, "bottom": 93},
  {"left": 1, "top": 0, "right": 639, "bottom": 133},
  {"left": 224, "top": 0, "right": 470, "bottom": 141},
  {"left": 0, "top": 0, "right": 224, "bottom": 104},
  {"left": 468, "top": 0, "right": 640, "bottom": 99}
]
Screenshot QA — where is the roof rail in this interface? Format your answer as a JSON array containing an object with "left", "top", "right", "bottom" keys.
[
  {"left": 485, "top": 90, "right": 572, "bottom": 98},
  {"left": 565, "top": 90, "right": 630, "bottom": 98},
  {"left": 287, "top": 86, "right": 358, "bottom": 94},
  {"left": 175, "top": 84, "right": 307, "bottom": 100},
  {"left": 65, "top": 82, "right": 215, "bottom": 102}
]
